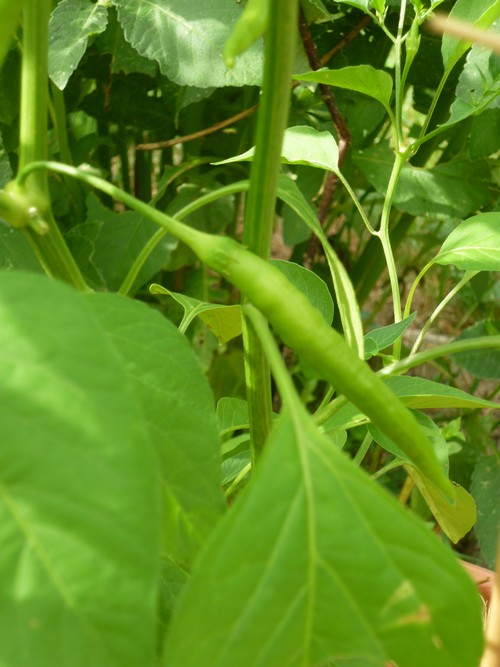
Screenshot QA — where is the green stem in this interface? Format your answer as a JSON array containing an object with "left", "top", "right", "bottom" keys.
[
  {"left": 241, "top": 0, "right": 298, "bottom": 462},
  {"left": 336, "top": 171, "right": 375, "bottom": 235},
  {"left": 17, "top": 0, "right": 88, "bottom": 290},
  {"left": 410, "top": 270, "right": 478, "bottom": 355},
  {"left": 379, "top": 336, "right": 500, "bottom": 379},
  {"left": 393, "top": 0, "right": 408, "bottom": 150},
  {"left": 377, "top": 151, "right": 406, "bottom": 356},
  {"left": 353, "top": 432, "right": 373, "bottom": 467}
]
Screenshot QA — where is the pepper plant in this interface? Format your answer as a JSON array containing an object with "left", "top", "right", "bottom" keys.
[{"left": 0, "top": 0, "right": 499, "bottom": 665}]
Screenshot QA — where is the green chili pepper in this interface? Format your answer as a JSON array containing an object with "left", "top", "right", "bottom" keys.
[
  {"left": 16, "top": 161, "right": 453, "bottom": 498},
  {"left": 189, "top": 232, "right": 452, "bottom": 498}
]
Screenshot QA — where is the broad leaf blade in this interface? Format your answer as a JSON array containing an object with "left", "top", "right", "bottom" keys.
[
  {"left": 0, "top": 272, "right": 160, "bottom": 666},
  {"left": 272, "top": 259, "right": 334, "bottom": 325},
  {"left": 445, "top": 30, "right": 500, "bottom": 127},
  {"left": 471, "top": 455, "right": 500, "bottom": 569},
  {"left": 354, "top": 144, "right": 492, "bottom": 218},
  {"left": 164, "top": 407, "right": 483, "bottom": 667},
  {"left": 364, "top": 312, "right": 416, "bottom": 359},
  {"left": 67, "top": 194, "right": 177, "bottom": 293},
  {"left": 49, "top": 0, "right": 109, "bottom": 90},
  {"left": 441, "top": 0, "right": 500, "bottom": 72},
  {"left": 114, "top": 0, "right": 263, "bottom": 87},
  {"left": 434, "top": 212, "right": 500, "bottom": 271},
  {"left": 452, "top": 321, "right": 500, "bottom": 379},
  {"left": 87, "top": 293, "right": 225, "bottom": 565},
  {"left": 294, "top": 65, "right": 393, "bottom": 112},
  {"left": 216, "top": 126, "right": 339, "bottom": 171}
]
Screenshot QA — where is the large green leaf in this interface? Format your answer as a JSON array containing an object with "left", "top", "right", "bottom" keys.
[
  {"left": 434, "top": 212, "right": 500, "bottom": 271},
  {"left": 49, "top": 0, "right": 109, "bottom": 90},
  {"left": 86, "top": 293, "right": 225, "bottom": 566},
  {"left": 369, "top": 415, "right": 476, "bottom": 543},
  {"left": 441, "top": 0, "right": 500, "bottom": 72},
  {"left": 272, "top": 259, "right": 334, "bottom": 325},
  {"left": 452, "top": 320, "right": 500, "bottom": 379},
  {"left": 66, "top": 194, "right": 177, "bottom": 293},
  {"left": 354, "top": 144, "right": 492, "bottom": 217},
  {"left": 471, "top": 455, "right": 500, "bottom": 569},
  {"left": 0, "top": 272, "right": 160, "bottom": 666},
  {"left": 114, "top": 0, "right": 263, "bottom": 87},
  {"left": 445, "top": 28, "right": 500, "bottom": 127},
  {"left": 0, "top": 0, "right": 22, "bottom": 69},
  {"left": 0, "top": 226, "right": 41, "bottom": 273},
  {"left": 217, "top": 126, "right": 339, "bottom": 171},
  {"left": 323, "top": 375, "right": 496, "bottom": 432},
  {"left": 164, "top": 406, "right": 483, "bottom": 667},
  {"left": 294, "top": 65, "right": 393, "bottom": 114}
]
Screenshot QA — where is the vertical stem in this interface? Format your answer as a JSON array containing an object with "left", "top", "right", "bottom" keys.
[
  {"left": 18, "top": 0, "right": 88, "bottom": 290},
  {"left": 377, "top": 151, "right": 406, "bottom": 356},
  {"left": 242, "top": 0, "right": 298, "bottom": 462},
  {"left": 393, "top": 0, "right": 408, "bottom": 150}
]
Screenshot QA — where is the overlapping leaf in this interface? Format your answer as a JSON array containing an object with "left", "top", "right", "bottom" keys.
[
  {"left": 49, "top": 0, "right": 109, "bottom": 89},
  {"left": 87, "top": 293, "right": 225, "bottom": 566},
  {"left": 114, "top": 0, "right": 263, "bottom": 87},
  {"left": 0, "top": 272, "right": 160, "bottom": 666},
  {"left": 164, "top": 405, "right": 483, "bottom": 667}
]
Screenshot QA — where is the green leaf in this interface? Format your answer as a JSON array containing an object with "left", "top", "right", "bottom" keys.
[
  {"left": 441, "top": 0, "right": 500, "bottom": 72},
  {"left": 470, "top": 109, "right": 500, "bottom": 158},
  {"left": 49, "top": 0, "right": 109, "bottom": 90},
  {"left": 97, "top": 6, "right": 158, "bottom": 76},
  {"left": 364, "top": 312, "right": 417, "bottom": 359},
  {"left": 323, "top": 376, "right": 496, "bottom": 432},
  {"left": 0, "top": 0, "right": 22, "bottom": 69},
  {"left": 434, "top": 212, "right": 500, "bottom": 271},
  {"left": 66, "top": 194, "right": 177, "bottom": 293},
  {"left": 164, "top": 407, "right": 483, "bottom": 667},
  {"left": 0, "top": 272, "right": 160, "bottom": 666},
  {"left": 150, "top": 283, "right": 243, "bottom": 343},
  {"left": 386, "top": 376, "right": 497, "bottom": 409},
  {"left": 471, "top": 455, "right": 500, "bottom": 569},
  {"left": 354, "top": 144, "right": 492, "bottom": 217},
  {"left": 370, "top": 415, "right": 476, "bottom": 543},
  {"left": 271, "top": 259, "right": 334, "bottom": 325},
  {"left": 86, "top": 293, "right": 225, "bottom": 566},
  {"left": 114, "top": 0, "right": 263, "bottom": 87},
  {"left": 294, "top": 65, "right": 393, "bottom": 113},
  {"left": 445, "top": 29, "right": 500, "bottom": 127},
  {"left": 276, "top": 174, "right": 364, "bottom": 356},
  {"left": 0, "top": 225, "right": 41, "bottom": 272},
  {"left": 217, "top": 397, "right": 250, "bottom": 436},
  {"left": 216, "top": 125, "right": 339, "bottom": 172},
  {"left": 409, "top": 472, "right": 477, "bottom": 544},
  {"left": 452, "top": 321, "right": 500, "bottom": 379}
]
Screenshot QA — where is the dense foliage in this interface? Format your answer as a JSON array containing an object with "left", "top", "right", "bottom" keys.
[{"left": 0, "top": 0, "right": 499, "bottom": 665}]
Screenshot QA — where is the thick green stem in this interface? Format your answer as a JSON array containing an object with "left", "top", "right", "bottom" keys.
[
  {"left": 18, "top": 0, "right": 88, "bottom": 290},
  {"left": 241, "top": 0, "right": 298, "bottom": 462}
]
